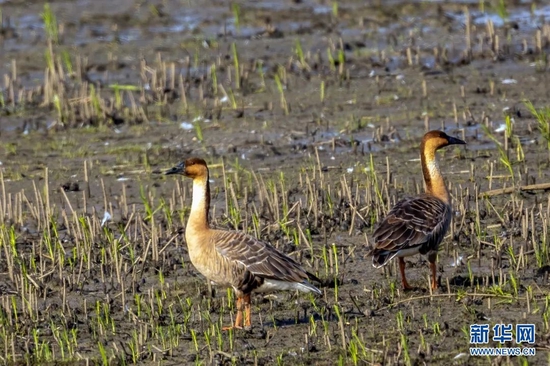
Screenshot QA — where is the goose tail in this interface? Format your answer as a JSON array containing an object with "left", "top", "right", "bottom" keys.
[{"left": 297, "top": 280, "right": 322, "bottom": 295}]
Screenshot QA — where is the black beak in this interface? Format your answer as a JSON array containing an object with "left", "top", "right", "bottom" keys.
[
  {"left": 164, "top": 162, "right": 185, "bottom": 175},
  {"left": 447, "top": 136, "right": 466, "bottom": 145}
]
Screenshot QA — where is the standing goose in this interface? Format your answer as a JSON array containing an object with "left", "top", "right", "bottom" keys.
[
  {"left": 165, "top": 157, "right": 321, "bottom": 329},
  {"left": 370, "top": 130, "right": 466, "bottom": 290}
]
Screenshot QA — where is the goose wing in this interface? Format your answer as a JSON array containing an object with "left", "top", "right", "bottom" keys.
[
  {"left": 212, "top": 230, "right": 315, "bottom": 284},
  {"left": 371, "top": 194, "right": 451, "bottom": 267}
]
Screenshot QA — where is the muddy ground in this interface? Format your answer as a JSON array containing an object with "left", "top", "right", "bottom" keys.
[{"left": 0, "top": 0, "right": 550, "bottom": 365}]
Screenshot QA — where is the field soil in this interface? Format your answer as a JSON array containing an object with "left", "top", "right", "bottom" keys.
[{"left": 0, "top": 0, "right": 550, "bottom": 365}]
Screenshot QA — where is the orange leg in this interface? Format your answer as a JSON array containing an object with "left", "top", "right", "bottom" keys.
[
  {"left": 243, "top": 293, "right": 252, "bottom": 330},
  {"left": 398, "top": 257, "right": 413, "bottom": 290},
  {"left": 222, "top": 296, "right": 244, "bottom": 330},
  {"left": 429, "top": 260, "right": 438, "bottom": 290}
]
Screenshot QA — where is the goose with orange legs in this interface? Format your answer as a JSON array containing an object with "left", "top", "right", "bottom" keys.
[
  {"left": 370, "top": 130, "right": 466, "bottom": 290},
  {"left": 165, "top": 158, "right": 321, "bottom": 330}
]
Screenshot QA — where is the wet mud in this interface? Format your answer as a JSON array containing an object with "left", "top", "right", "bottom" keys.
[{"left": 0, "top": 0, "right": 550, "bottom": 365}]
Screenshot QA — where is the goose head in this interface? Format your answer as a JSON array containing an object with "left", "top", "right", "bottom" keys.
[
  {"left": 422, "top": 130, "right": 466, "bottom": 152},
  {"left": 165, "top": 157, "right": 208, "bottom": 179}
]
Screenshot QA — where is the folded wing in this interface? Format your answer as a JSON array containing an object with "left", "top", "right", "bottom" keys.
[
  {"left": 371, "top": 194, "right": 451, "bottom": 267},
  {"left": 212, "top": 230, "right": 320, "bottom": 293}
]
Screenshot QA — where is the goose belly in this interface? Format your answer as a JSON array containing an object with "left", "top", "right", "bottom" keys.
[
  {"left": 395, "top": 246, "right": 421, "bottom": 258},
  {"left": 255, "top": 279, "right": 307, "bottom": 293},
  {"left": 198, "top": 266, "right": 232, "bottom": 287},
  {"left": 188, "top": 251, "right": 233, "bottom": 288}
]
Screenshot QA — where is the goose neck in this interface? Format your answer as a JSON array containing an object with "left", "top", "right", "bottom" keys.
[
  {"left": 420, "top": 147, "right": 450, "bottom": 203},
  {"left": 188, "top": 174, "right": 210, "bottom": 231}
]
